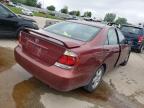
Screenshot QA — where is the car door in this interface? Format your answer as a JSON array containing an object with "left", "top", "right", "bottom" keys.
[
  {"left": 0, "top": 4, "right": 19, "bottom": 37},
  {"left": 116, "top": 29, "right": 130, "bottom": 65},
  {"left": 104, "top": 28, "right": 120, "bottom": 71}
]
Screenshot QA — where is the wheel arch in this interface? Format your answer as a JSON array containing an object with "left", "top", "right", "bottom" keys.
[{"left": 102, "top": 63, "right": 107, "bottom": 74}]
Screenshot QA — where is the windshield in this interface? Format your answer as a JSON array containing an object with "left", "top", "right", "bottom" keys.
[
  {"left": 44, "top": 22, "right": 101, "bottom": 41},
  {"left": 121, "top": 26, "right": 142, "bottom": 35}
]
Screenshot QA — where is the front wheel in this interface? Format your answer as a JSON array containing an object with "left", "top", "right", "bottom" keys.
[{"left": 83, "top": 66, "right": 104, "bottom": 92}]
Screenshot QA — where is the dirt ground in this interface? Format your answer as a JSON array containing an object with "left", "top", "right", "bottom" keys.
[{"left": 0, "top": 17, "right": 144, "bottom": 108}]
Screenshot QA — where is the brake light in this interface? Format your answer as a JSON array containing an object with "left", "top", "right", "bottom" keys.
[
  {"left": 58, "top": 55, "right": 77, "bottom": 66},
  {"left": 138, "top": 36, "right": 144, "bottom": 43},
  {"left": 55, "top": 50, "right": 79, "bottom": 69}
]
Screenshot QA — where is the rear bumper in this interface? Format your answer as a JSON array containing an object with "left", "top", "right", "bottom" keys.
[{"left": 14, "top": 46, "right": 88, "bottom": 91}]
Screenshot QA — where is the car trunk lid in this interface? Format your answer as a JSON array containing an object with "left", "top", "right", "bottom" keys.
[{"left": 19, "top": 29, "right": 85, "bottom": 66}]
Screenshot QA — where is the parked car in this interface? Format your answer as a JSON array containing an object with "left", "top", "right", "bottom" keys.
[
  {"left": 22, "top": 8, "right": 33, "bottom": 16},
  {"left": 0, "top": 3, "right": 38, "bottom": 38},
  {"left": 15, "top": 20, "right": 131, "bottom": 92},
  {"left": 121, "top": 24, "right": 144, "bottom": 53}
]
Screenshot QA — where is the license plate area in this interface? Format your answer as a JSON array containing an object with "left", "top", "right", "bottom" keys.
[
  {"left": 23, "top": 40, "right": 50, "bottom": 65},
  {"left": 27, "top": 41, "right": 42, "bottom": 57}
]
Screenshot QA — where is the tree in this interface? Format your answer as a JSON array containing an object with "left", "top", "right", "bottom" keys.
[
  {"left": 36, "top": 2, "right": 42, "bottom": 8},
  {"left": 84, "top": 11, "right": 92, "bottom": 17},
  {"left": 25, "top": 0, "right": 37, "bottom": 7},
  {"left": 104, "top": 13, "right": 116, "bottom": 23},
  {"left": 115, "top": 17, "right": 127, "bottom": 25},
  {"left": 76, "top": 11, "right": 80, "bottom": 16},
  {"left": 69, "top": 11, "right": 80, "bottom": 16},
  {"left": 47, "top": 5, "right": 55, "bottom": 11},
  {"left": 61, "top": 6, "right": 68, "bottom": 14}
]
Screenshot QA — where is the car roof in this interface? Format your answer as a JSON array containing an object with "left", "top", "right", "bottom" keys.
[{"left": 66, "top": 20, "right": 111, "bottom": 29}]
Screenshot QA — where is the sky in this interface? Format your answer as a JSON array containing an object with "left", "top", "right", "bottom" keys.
[{"left": 38, "top": 0, "right": 144, "bottom": 24}]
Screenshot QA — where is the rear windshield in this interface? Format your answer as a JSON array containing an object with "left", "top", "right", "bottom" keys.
[
  {"left": 121, "top": 26, "right": 142, "bottom": 35},
  {"left": 44, "top": 22, "right": 101, "bottom": 41}
]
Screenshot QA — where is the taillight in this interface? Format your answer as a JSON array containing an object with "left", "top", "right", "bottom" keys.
[
  {"left": 58, "top": 55, "right": 77, "bottom": 66},
  {"left": 138, "top": 36, "right": 144, "bottom": 43},
  {"left": 55, "top": 50, "right": 79, "bottom": 69}
]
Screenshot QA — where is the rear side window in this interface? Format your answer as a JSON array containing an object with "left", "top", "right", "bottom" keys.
[
  {"left": 44, "top": 22, "right": 101, "bottom": 41},
  {"left": 121, "top": 26, "right": 142, "bottom": 35},
  {"left": 117, "top": 29, "right": 126, "bottom": 44},
  {"left": 107, "top": 29, "right": 118, "bottom": 45}
]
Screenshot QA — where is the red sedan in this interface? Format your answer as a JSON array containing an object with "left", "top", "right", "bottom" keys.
[{"left": 15, "top": 20, "right": 131, "bottom": 92}]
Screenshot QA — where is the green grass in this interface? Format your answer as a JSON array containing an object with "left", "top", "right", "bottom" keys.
[
  {"left": 33, "top": 12, "right": 61, "bottom": 20},
  {"left": 46, "top": 14, "right": 61, "bottom": 20},
  {"left": 6, "top": 5, "right": 22, "bottom": 14},
  {"left": 33, "top": 12, "right": 47, "bottom": 17}
]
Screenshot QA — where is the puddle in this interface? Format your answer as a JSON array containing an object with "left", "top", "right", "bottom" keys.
[
  {"left": 12, "top": 78, "right": 45, "bottom": 108},
  {"left": 0, "top": 47, "right": 16, "bottom": 72},
  {"left": 11, "top": 77, "right": 144, "bottom": 108}
]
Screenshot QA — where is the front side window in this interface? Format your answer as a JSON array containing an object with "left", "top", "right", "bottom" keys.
[
  {"left": 44, "top": 22, "right": 101, "bottom": 41},
  {"left": 107, "top": 29, "right": 118, "bottom": 45}
]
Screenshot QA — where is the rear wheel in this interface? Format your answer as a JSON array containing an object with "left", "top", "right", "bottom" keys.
[
  {"left": 83, "top": 66, "right": 104, "bottom": 92},
  {"left": 121, "top": 52, "right": 130, "bottom": 66}
]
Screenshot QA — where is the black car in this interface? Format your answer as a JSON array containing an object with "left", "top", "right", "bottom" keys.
[
  {"left": 0, "top": 3, "right": 39, "bottom": 38},
  {"left": 121, "top": 24, "right": 144, "bottom": 53}
]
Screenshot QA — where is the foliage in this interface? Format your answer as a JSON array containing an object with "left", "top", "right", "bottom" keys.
[
  {"left": 83, "top": 11, "right": 92, "bottom": 17},
  {"left": 104, "top": 13, "right": 116, "bottom": 23},
  {"left": 60, "top": 6, "right": 68, "bottom": 14},
  {"left": 115, "top": 17, "right": 127, "bottom": 25},
  {"left": 11, "top": 0, "right": 26, "bottom": 4},
  {"left": 69, "top": 10, "right": 80, "bottom": 16},
  {"left": 25, "top": 0, "right": 37, "bottom": 7},
  {"left": 47, "top": 5, "right": 55, "bottom": 11},
  {"left": 11, "top": 0, "right": 37, "bottom": 7}
]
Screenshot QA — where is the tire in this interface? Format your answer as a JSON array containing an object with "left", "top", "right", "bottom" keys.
[
  {"left": 83, "top": 66, "right": 104, "bottom": 92},
  {"left": 121, "top": 52, "right": 130, "bottom": 66},
  {"left": 137, "top": 45, "right": 144, "bottom": 53}
]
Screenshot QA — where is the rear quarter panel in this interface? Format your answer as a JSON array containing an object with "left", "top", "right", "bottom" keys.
[{"left": 71, "top": 28, "right": 107, "bottom": 85}]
